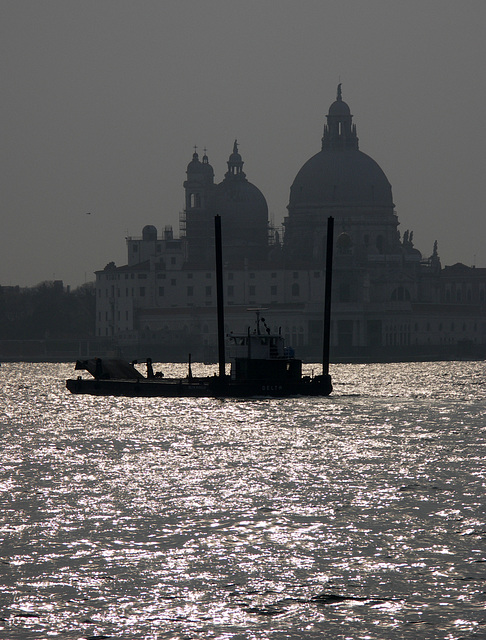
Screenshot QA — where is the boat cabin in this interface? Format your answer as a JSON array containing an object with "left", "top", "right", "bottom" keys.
[{"left": 227, "top": 331, "right": 301, "bottom": 383}]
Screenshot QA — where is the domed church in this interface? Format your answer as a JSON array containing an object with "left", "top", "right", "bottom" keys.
[
  {"left": 183, "top": 141, "right": 269, "bottom": 265},
  {"left": 284, "top": 84, "right": 399, "bottom": 263},
  {"left": 94, "top": 87, "right": 486, "bottom": 361}
]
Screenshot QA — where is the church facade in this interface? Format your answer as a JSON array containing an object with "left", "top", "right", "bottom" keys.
[{"left": 95, "top": 87, "right": 486, "bottom": 361}]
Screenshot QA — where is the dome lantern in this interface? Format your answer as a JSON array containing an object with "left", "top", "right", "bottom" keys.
[{"left": 322, "top": 84, "right": 358, "bottom": 151}]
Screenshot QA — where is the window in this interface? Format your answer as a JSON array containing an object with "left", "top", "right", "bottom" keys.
[
  {"left": 205, "top": 286, "right": 212, "bottom": 296},
  {"left": 158, "top": 286, "right": 164, "bottom": 296},
  {"left": 271, "top": 286, "right": 277, "bottom": 296},
  {"left": 171, "top": 257, "right": 176, "bottom": 265},
  {"left": 249, "top": 285, "right": 256, "bottom": 296},
  {"left": 138, "top": 273, "right": 147, "bottom": 279},
  {"left": 271, "top": 272, "right": 277, "bottom": 278},
  {"left": 292, "top": 283, "right": 300, "bottom": 296},
  {"left": 249, "top": 272, "right": 255, "bottom": 279},
  {"left": 339, "top": 283, "right": 351, "bottom": 302},
  {"left": 171, "top": 279, "right": 176, "bottom": 286},
  {"left": 228, "top": 272, "right": 234, "bottom": 280},
  {"left": 227, "top": 285, "right": 234, "bottom": 296},
  {"left": 187, "top": 286, "right": 193, "bottom": 296},
  {"left": 314, "top": 271, "right": 320, "bottom": 278},
  {"left": 133, "top": 245, "right": 138, "bottom": 253},
  {"left": 140, "top": 287, "right": 145, "bottom": 296},
  {"left": 293, "top": 272, "right": 299, "bottom": 279},
  {"left": 206, "top": 272, "right": 212, "bottom": 279},
  {"left": 187, "top": 273, "right": 193, "bottom": 279}
]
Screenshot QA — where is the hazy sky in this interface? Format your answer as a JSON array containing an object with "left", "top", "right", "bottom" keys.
[{"left": 2, "top": 0, "right": 485, "bottom": 287}]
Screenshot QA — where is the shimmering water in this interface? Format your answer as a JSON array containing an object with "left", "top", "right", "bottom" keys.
[{"left": 0, "top": 361, "right": 485, "bottom": 640}]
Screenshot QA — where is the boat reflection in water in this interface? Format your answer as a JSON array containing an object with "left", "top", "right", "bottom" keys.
[{"left": 66, "top": 216, "right": 334, "bottom": 398}]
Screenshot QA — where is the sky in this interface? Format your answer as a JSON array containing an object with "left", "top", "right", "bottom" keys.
[{"left": 2, "top": 0, "right": 485, "bottom": 288}]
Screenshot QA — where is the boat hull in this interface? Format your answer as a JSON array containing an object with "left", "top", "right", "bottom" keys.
[{"left": 65, "top": 375, "right": 332, "bottom": 398}]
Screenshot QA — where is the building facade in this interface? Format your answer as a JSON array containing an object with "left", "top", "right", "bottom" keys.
[{"left": 95, "top": 88, "right": 486, "bottom": 361}]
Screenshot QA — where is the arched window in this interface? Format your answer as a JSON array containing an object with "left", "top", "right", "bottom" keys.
[{"left": 190, "top": 193, "right": 201, "bottom": 208}]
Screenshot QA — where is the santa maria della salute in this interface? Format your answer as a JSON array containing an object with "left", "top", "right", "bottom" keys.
[{"left": 96, "top": 86, "right": 486, "bottom": 362}]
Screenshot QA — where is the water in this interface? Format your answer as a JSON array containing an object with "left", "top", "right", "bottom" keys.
[{"left": 0, "top": 361, "right": 485, "bottom": 639}]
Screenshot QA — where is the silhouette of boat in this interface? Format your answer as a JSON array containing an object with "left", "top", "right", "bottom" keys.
[{"left": 66, "top": 216, "right": 334, "bottom": 398}]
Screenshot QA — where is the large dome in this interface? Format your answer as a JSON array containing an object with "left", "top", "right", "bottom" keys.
[{"left": 289, "top": 148, "right": 394, "bottom": 208}]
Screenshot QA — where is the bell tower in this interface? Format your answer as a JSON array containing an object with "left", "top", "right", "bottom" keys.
[{"left": 182, "top": 148, "right": 216, "bottom": 264}]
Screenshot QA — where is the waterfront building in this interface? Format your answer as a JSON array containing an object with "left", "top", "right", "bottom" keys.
[{"left": 95, "top": 88, "right": 486, "bottom": 361}]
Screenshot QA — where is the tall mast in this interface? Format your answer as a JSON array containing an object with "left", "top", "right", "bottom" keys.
[
  {"left": 322, "top": 216, "right": 334, "bottom": 376},
  {"left": 215, "top": 215, "right": 226, "bottom": 378}
]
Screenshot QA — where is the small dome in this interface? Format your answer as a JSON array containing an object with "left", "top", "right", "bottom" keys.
[
  {"left": 186, "top": 151, "right": 201, "bottom": 173},
  {"left": 201, "top": 152, "right": 214, "bottom": 176},
  {"left": 328, "top": 98, "right": 351, "bottom": 117},
  {"left": 142, "top": 225, "right": 157, "bottom": 241},
  {"left": 228, "top": 140, "right": 243, "bottom": 166}
]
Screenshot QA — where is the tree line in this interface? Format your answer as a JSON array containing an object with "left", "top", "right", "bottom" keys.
[{"left": 0, "top": 281, "right": 95, "bottom": 340}]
